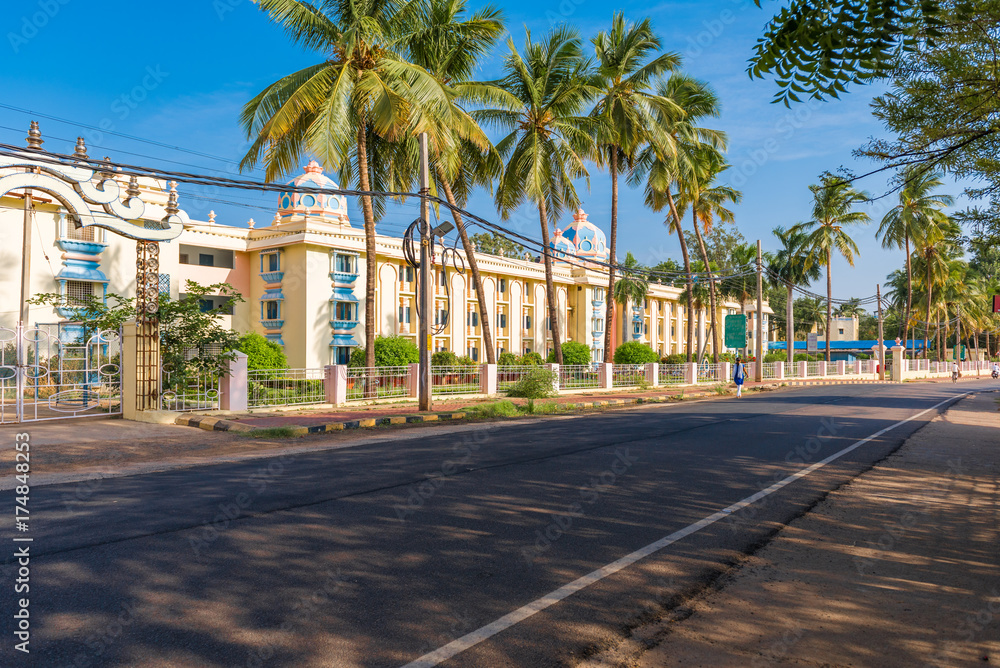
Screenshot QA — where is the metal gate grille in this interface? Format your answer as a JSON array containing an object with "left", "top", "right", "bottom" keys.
[{"left": 0, "top": 324, "right": 122, "bottom": 423}]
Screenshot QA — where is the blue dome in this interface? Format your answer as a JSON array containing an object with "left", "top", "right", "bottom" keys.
[{"left": 548, "top": 209, "right": 608, "bottom": 265}]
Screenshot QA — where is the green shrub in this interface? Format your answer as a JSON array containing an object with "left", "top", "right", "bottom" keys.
[
  {"left": 506, "top": 366, "right": 555, "bottom": 399},
  {"left": 613, "top": 341, "right": 659, "bottom": 365},
  {"left": 519, "top": 351, "right": 543, "bottom": 366},
  {"left": 498, "top": 352, "right": 519, "bottom": 366},
  {"left": 763, "top": 352, "right": 787, "bottom": 363},
  {"left": 547, "top": 340, "right": 592, "bottom": 365},
  {"left": 431, "top": 350, "right": 459, "bottom": 366},
  {"left": 237, "top": 332, "right": 288, "bottom": 371},
  {"left": 456, "top": 355, "right": 477, "bottom": 366},
  {"left": 661, "top": 353, "right": 686, "bottom": 365},
  {"left": 348, "top": 335, "right": 419, "bottom": 367}
]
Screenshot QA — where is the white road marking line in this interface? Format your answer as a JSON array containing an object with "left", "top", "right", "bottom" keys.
[{"left": 401, "top": 392, "right": 969, "bottom": 667}]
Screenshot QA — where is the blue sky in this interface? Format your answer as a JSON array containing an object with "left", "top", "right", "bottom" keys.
[{"left": 1, "top": 0, "right": 969, "bottom": 302}]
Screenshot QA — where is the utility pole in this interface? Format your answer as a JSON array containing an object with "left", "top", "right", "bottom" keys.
[
  {"left": 20, "top": 122, "right": 43, "bottom": 326},
  {"left": 755, "top": 239, "right": 763, "bottom": 382},
  {"left": 19, "top": 191, "right": 32, "bottom": 326},
  {"left": 876, "top": 284, "right": 885, "bottom": 381},
  {"left": 418, "top": 133, "right": 432, "bottom": 411}
]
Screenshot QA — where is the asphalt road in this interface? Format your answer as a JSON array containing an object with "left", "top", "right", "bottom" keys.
[{"left": 0, "top": 380, "right": 989, "bottom": 668}]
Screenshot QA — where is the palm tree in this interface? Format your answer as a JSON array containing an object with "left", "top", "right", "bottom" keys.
[
  {"left": 678, "top": 264, "right": 713, "bottom": 361},
  {"left": 769, "top": 225, "right": 821, "bottom": 365},
  {"left": 912, "top": 216, "right": 959, "bottom": 359},
  {"left": 633, "top": 74, "right": 726, "bottom": 362},
  {"left": 793, "top": 172, "right": 871, "bottom": 362},
  {"left": 240, "top": 0, "right": 450, "bottom": 369},
  {"left": 403, "top": 0, "right": 509, "bottom": 363},
  {"left": 675, "top": 147, "right": 741, "bottom": 363},
  {"left": 590, "top": 13, "right": 680, "bottom": 358},
  {"left": 612, "top": 252, "right": 650, "bottom": 344},
  {"left": 876, "top": 166, "right": 953, "bottom": 358},
  {"left": 490, "top": 27, "right": 596, "bottom": 364}
]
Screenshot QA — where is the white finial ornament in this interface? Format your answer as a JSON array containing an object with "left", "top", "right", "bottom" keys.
[
  {"left": 273, "top": 212, "right": 281, "bottom": 226},
  {"left": 247, "top": 218, "right": 256, "bottom": 229},
  {"left": 208, "top": 210, "right": 216, "bottom": 224}
]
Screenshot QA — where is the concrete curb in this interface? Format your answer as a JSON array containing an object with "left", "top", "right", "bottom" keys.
[{"left": 172, "top": 377, "right": 921, "bottom": 437}]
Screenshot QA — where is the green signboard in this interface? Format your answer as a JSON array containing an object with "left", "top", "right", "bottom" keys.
[{"left": 724, "top": 314, "right": 747, "bottom": 349}]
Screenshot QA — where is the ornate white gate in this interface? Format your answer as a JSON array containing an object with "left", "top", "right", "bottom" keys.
[{"left": 0, "top": 323, "right": 122, "bottom": 423}]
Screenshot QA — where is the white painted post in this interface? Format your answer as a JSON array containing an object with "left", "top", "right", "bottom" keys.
[
  {"left": 481, "top": 363, "right": 497, "bottom": 395},
  {"left": 326, "top": 364, "right": 348, "bottom": 406},
  {"left": 220, "top": 351, "right": 248, "bottom": 411},
  {"left": 836, "top": 360, "right": 846, "bottom": 376},
  {"left": 600, "top": 362, "right": 614, "bottom": 389},
  {"left": 892, "top": 346, "right": 905, "bottom": 382},
  {"left": 775, "top": 361, "right": 785, "bottom": 380},
  {"left": 718, "top": 361, "right": 731, "bottom": 383},
  {"left": 546, "top": 363, "right": 560, "bottom": 392},
  {"left": 645, "top": 362, "right": 658, "bottom": 388},
  {"left": 797, "top": 361, "right": 808, "bottom": 378},
  {"left": 817, "top": 360, "right": 827, "bottom": 377},
  {"left": 685, "top": 362, "right": 698, "bottom": 385}
]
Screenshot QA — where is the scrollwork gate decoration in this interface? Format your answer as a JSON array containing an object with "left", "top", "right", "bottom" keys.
[{"left": 135, "top": 239, "right": 161, "bottom": 410}]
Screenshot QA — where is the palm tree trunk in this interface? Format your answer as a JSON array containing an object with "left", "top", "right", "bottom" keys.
[
  {"left": 825, "top": 248, "right": 832, "bottom": 363},
  {"left": 690, "top": 210, "right": 719, "bottom": 363},
  {"left": 537, "top": 199, "right": 563, "bottom": 364},
  {"left": 665, "top": 191, "right": 694, "bottom": 362},
  {"left": 926, "top": 262, "right": 932, "bottom": 360},
  {"left": 356, "top": 120, "right": 378, "bottom": 375},
  {"left": 903, "top": 235, "right": 912, "bottom": 359},
  {"left": 786, "top": 285, "right": 794, "bottom": 366},
  {"left": 604, "top": 149, "right": 617, "bottom": 359},
  {"left": 437, "top": 173, "right": 495, "bottom": 365}
]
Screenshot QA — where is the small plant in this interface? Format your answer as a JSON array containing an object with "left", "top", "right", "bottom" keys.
[
  {"left": 506, "top": 366, "right": 556, "bottom": 399},
  {"left": 712, "top": 384, "right": 731, "bottom": 396},
  {"left": 637, "top": 376, "right": 651, "bottom": 391},
  {"left": 525, "top": 398, "right": 535, "bottom": 414},
  {"left": 519, "top": 351, "right": 544, "bottom": 366}
]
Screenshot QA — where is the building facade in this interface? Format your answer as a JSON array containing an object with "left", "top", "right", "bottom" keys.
[{"left": 2, "top": 161, "right": 772, "bottom": 366}]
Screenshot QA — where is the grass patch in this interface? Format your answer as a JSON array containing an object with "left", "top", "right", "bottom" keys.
[
  {"left": 238, "top": 426, "right": 300, "bottom": 439},
  {"left": 712, "top": 384, "right": 731, "bottom": 396},
  {"left": 467, "top": 399, "right": 521, "bottom": 419}
]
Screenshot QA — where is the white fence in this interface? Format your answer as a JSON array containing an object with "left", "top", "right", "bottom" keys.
[
  {"left": 180, "top": 352, "right": 983, "bottom": 413},
  {"left": 248, "top": 368, "right": 326, "bottom": 407}
]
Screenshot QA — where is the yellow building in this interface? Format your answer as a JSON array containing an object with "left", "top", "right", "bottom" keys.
[{"left": 2, "top": 160, "right": 771, "bottom": 366}]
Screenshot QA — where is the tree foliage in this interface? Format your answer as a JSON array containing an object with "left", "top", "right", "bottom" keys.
[
  {"left": 749, "top": 0, "right": 949, "bottom": 105},
  {"left": 471, "top": 231, "right": 526, "bottom": 258},
  {"left": 28, "top": 281, "right": 244, "bottom": 376}
]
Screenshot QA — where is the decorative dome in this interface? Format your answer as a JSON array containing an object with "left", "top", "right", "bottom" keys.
[
  {"left": 549, "top": 229, "right": 575, "bottom": 259},
  {"left": 548, "top": 209, "right": 608, "bottom": 266},
  {"left": 277, "top": 161, "right": 349, "bottom": 225}
]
